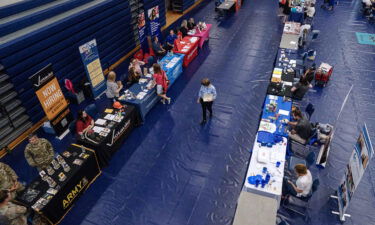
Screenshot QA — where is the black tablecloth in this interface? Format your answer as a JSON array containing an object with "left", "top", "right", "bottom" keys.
[
  {"left": 267, "top": 82, "right": 293, "bottom": 98},
  {"left": 16, "top": 144, "right": 101, "bottom": 225},
  {"left": 77, "top": 105, "right": 141, "bottom": 168}
]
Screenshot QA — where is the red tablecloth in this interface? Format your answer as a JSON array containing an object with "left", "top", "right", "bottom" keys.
[
  {"left": 173, "top": 36, "right": 200, "bottom": 67},
  {"left": 187, "top": 24, "right": 212, "bottom": 48}
]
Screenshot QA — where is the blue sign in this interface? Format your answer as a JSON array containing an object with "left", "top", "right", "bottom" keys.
[
  {"left": 137, "top": 12, "right": 148, "bottom": 52},
  {"left": 148, "top": 6, "right": 162, "bottom": 40},
  {"left": 355, "top": 32, "right": 375, "bottom": 46},
  {"left": 79, "top": 39, "right": 106, "bottom": 99}
]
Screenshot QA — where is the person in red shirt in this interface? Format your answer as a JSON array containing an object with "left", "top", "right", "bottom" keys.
[
  {"left": 76, "top": 110, "right": 94, "bottom": 136},
  {"left": 152, "top": 63, "right": 171, "bottom": 104}
]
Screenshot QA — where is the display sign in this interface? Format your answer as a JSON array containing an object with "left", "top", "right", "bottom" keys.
[
  {"left": 147, "top": 6, "right": 161, "bottom": 40},
  {"left": 79, "top": 39, "right": 106, "bottom": 99},
  {"left": 29, "top": 64, "right": 73, "bottom": 136},
  {"left": 337, "top": 124, "right": 373, "bottom": 221},
  {"left": 137, "top": 11, "right": 148, "bottom": 52}
]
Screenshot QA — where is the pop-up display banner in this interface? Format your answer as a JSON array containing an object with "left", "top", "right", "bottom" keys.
[
  {"left": 29, "top": 64, "right": 73, "bottom": 136},
  {"left": 148, "top": 6, "right": 161, "bottom": 40},
  {"left": 137, "top": 11, "right": 149, "bottom": 52},
  {"left": 79, "top": 39, "right": 106, "bottom": 99},
  {"left": 336, "top": 124, "right": 373, "bottom": 221}
]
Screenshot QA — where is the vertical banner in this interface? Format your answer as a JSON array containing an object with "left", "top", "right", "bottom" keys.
[
  {"left": 147, "top": 6, "right": 161, "bottom": 40},
  {"left": 79, "top": 39, "right": 106, "bottom": 99},
  {"left": 337, "top": 124, "right": 373, "bottom": 220},
  {"left": 29, "top": 64, "right": 73, "bottom": 136},
  {"left": 137, "top": 11, "right": 148, "bottom": 52}
]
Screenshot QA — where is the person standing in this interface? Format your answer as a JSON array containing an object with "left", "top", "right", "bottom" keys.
[
  {"left": 24, "top": 134, "right": 54, "bottom": 171},
  {"left": 105, "top": 71, "right": 123, "bottom": 103},
  {"left": 0, "top": 163, "right": 24, "bottom": 199},
  {"left": 152, "top": 64, "right": 171, "bottom": 104},
  {"left": 197, "top": 78, "right": 217, "bottom": 125}
]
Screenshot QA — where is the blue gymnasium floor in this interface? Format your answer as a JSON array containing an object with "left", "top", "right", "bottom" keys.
[{"left": 3, "top": 0, "right": 375, "bottom": 224}]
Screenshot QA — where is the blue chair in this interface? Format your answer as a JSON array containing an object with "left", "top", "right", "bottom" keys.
[
  {"left": 311, "top": 30, "right": 320, "bottom": 41},
  {"left": 282, "top": 179, "right": 320, "bottom": 221},
  {"left": 85, "top": 103, "right": 99, "bottom": 119},
  {"left": 69, "top": 120, "right": 76, "bottom": 136}
]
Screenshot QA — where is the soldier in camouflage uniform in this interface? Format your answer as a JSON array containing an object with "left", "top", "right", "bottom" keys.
[
  {"left": 0, "top": 190, "right": 47, "bottom": 225},
  {"left": 24, "top": 134, "right": 55, "bottom": 171},
  {"left": 0, "top": 163, "right": 24, "bottom": 199},
  {"left": 0, "top": 190, "right": 27, "bottom": 225}
]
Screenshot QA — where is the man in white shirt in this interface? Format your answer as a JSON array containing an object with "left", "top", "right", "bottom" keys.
[
  {"left": 305, "top": 4, "right": 316, "bottom": 18},
  {"left": 283, "top": 164, "right": 313, "bottom": 197}
]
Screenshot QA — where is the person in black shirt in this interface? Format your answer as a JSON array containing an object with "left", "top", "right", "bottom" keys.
[
  {"left": 127, "top": 67, "right": 141, "bottom": 87},
  {"left": 287, "top": 109, "right": 313, "bottom": 144},
  {"left": 187, "top": 18, "right": 196, "bottom": 30},
  {"left": 179, "top": 20, "right": 189, "bottom": 37},
  {"left": 291, "top": 76, "right": 311, "bottom": 100}
]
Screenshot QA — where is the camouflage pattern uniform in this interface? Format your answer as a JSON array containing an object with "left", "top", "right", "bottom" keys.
[
  {"left": 0, "top": 163, "right": 24, "bottom": 199},
  {"left": 24, "top": 138, "right": 54, "bottom": 171},
  {"left": 0, "top": 202, "right": 27, "bottom": 225}
]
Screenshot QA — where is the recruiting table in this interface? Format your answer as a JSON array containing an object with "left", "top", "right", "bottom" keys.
[
  {"left": 77, "top": 105, "right": 141, "bottom": 168},
  {"left": 187, "top": 24, "right": 212, "bottom": 48},
  {"left": 174, "top": 36, "right": 200, "bottom": 67},
  {"left": 159, "top": 53, "right": 184, "bottom": 85},
  {"left": 119, "top": 76, "right": 160, "bottom": 121},
  {"left": 280, "top": 33, "right": 299, "bottom": 50},
  {"left": 16, "top": 144, "right": 101, "bottom": 225}
]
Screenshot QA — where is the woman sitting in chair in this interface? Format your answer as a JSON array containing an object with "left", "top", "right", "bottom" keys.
[
  {"left": 283, "top": 164, "right": 313, "bottom": 198},
  {"left": 76, "top": 110, "right": 94, "bottom": 136}
]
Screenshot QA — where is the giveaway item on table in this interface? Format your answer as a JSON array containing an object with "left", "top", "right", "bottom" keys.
[
  {"left": 73, "top": 159, "right": 83, "bottom": 166},
  {"left": 257, "top": 147, "right": 270, "bottom": 163},
  {"left": 258, "top": 120, "right": 277, "bottom": 133},
  {"left": 58, "top": 172, "right": 67, "bottom": 182},
  {"left": 79, "top": 153, "right": 90, "bottom": 159},
  {"left": 51, "top": 159, "right": 61, "bottom": 169},
  {"left": 19, "top": 188, "right": 40, "bottom": 203},
  {"left": 95, "top": 119, "right": 107, "bottom": 126},
  {"left": 32, "top": 202, "right": 43, "bottom": 212},
  {"left": 62, "top": 151, "right": 71, "bottom": 158},
  {"left": 46, "top": 166, "right": 55, "bottom": 176},
  {"left": 257, "top": 131, "right": 275, "bottom": 145},
  {"left": 47, "top": 188, "right": 58, "bottom": 195}
]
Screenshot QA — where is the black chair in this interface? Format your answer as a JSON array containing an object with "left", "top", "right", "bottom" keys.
[
  {"left": 282, "top": 179, "right": 320, "bottom": 221},
  {"left": 305, "top": 103, "right": 315, "bottom": 119}
]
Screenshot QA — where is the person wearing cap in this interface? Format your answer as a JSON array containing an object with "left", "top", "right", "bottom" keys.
[
  {"left": 106, "top": 71, "right": 123, "bottom": 103},
  {"left": 24, "top": 134, "right": 54, "bottom": 171},
  {"left": 76, "top": 110, "right": 94, "bottom": 136},
  {"left": 283, "top": 164, "right": 313, "bottom": 198},
  {"left": 0, "top": 163, "right": 24, "bottom": 199}
]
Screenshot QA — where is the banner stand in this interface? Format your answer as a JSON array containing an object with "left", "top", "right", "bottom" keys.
[
  {"left": 330, "top": 195, "right": 351, "bottom": 222},
  {"left": 57, "top": 129, "right": 70, "bottom": 140}
]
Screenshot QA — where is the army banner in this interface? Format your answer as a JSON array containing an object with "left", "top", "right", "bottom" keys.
[{"left": 29, "top": 64, "right": 73, "bottom": 136}]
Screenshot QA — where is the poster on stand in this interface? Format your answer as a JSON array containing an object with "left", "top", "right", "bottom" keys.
[
  {"left": 137, "top": 11, "right": 148, "bottom": 52},
  {"left": 29, "top": 64, "right": 73, "bottom": 136},
  {"left": 79, "top": 39, "right": 106, "bottom": 99},
  {"left": 147, "top": 6, "right": 161, "bottom": 40},
  {"left": 337, "top": 124, "right": 373, "bottom": 220}
]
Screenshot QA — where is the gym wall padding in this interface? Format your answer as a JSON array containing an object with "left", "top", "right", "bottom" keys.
[
  {"left": 0, "top": 0, "right": 94, "bottom": 37},
  {"left": 0, "top": 0, "right": 56, "bottom": 19},
  {"left": 0, "top": 0, "right": 140, "bottom": 124}
]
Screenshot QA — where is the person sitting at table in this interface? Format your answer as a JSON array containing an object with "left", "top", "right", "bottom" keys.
[
  {"left": 298, "top": 24, "right": 311, "bottom": 47},
  {"left": 305, "top": 4, "right": 316, "bottom": 18},
  {"left": 152, "top": 63, "right": 171, "bottom": 104},
  {"left": 0, "top": 190, "right": 27, "bottom": 225},
  {"left": 152, "top": 36, "right": 166, "bottom": 58},
  {"left": 106, "top": 71, "right": 123, "bottom": 103},
  {"left": 165, "top": 30, "right": 177, "bottom": 51},
  {"left": 287, "top": 109, "right": 313, "bottom": 144},
  {"left": 127, "top": 67, "right": 141, "bottom": 87},
  {"left": 179, "top": 20, "right": 189, "bottom": 37},
  {"left": 0, "top": 162, "right": 24, "bottom": 199},
  {"left": 281, "top": 0, "right": 292, "bottom": 23},
  {"left": 303, "top": 64, "right": 316, "bottom": 83},
  {"left": 76, "top": 110, "right": 94, "bottom": 136},
  {"left": 129, "top": 58, "right": 145, "bottom": 75},
  {"left": 282, "top": 164, "right": 313, "bottom": 198},
  {"left": 187, "top": 18, "right": 196, "bottom": 30},
  {"left": 291, "top": 76, "right": 312, "bottom": 100}
]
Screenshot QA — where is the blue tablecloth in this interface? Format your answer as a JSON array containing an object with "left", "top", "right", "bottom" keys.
[
  {"left": 159, "top": 53, "right": 184, "bottom": 86},
  {"left": 120, "top": 77, "right": 160, "bottom": 121},
  {"left": 261, "top": 95, "right": 292, "bottom": 137},
  {"left": 275, "top": 48, "right": 299, "bottom": 69},
  {"left": 289, "top": 11, "right": 304, "bottom": 23}
]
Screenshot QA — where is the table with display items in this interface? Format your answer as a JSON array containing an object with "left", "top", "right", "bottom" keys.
[
  {"left": 187, "top": 24, "right": 212, "bottom": 48},
  {"left": 159, "top": 53, "right": 185, "bottom": 86},
  {"left": 260, "top": 95, "right": 292, "bottom": 137},
  {"left": 77, "top": 105, "right": 141, "bottom": 168},
  {"left": 173, "top": 36, "right": 200, "bottom": 67},
  {"left": 15, "top": 144, "right": 101, "bottom": 225},
  {"left": 119, "top": 75, "right": 160, "bottom": 121}
]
